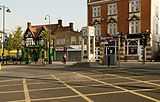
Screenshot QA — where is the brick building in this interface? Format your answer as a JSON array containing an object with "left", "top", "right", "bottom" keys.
[
  {"left": 88, "top": 0, "right": 160, "bottom": 62},
  {"left": 23, "top": 20, "right": 81, "bottom": 62}
]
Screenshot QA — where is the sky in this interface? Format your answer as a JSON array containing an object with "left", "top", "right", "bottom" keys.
[{"left": 0, "top": 0, "right": 87, "bottom": 32}]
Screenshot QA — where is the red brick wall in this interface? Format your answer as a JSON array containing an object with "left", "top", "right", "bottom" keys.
[
  {"left": 141, "top": 0, "right": 151, "bottom": 32},
  {"left": 88, "top": 5, "right": 92, "bottom": 26},
  {"left": 117, "top": 0, "right": 129, "bottom": 34},
  {"left": 88, "top": 0, "right": 151, "bottom": 34},
  {"left": 101, "top": 3, "right": 107, "bottom": 36}
]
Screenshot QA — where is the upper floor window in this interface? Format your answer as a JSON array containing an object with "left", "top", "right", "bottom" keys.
[
  {"left": 156, "top": 23, "right": 159, "bottom": 35},
  {"left": 129, "top": 0, "right": 140, "bottom": 12},
  {"left": 79, "top": 36, "right": 82, "bottom": 44},
  {"left": 71, "top": 36, "right": 76, "bottom": 45},
  {"left": 108, "top": 23, "right": 117, "bottom": 35},
  {"left": 92, "top": 6, "right": 101, "bottom": 17},
  {"left": 56, "top": 38, "right": 65, "bottom": 45},
  {"left": 108, "top": 3, "right": 117, "bottom": 15},
  {"left": 129, "top": 20, "right": 140, "bottom": 34},
  {"left": 94, "top": 24, "right": 101, "bottom": 36},
  {"left": 26, "top": 38, "right": 35, "bottom": 46}
]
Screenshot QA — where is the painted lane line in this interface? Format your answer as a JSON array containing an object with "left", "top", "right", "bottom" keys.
[
  {"left": 0, "top": 84, "right": 22, "bottom": 88},
  {"left": 114, "top": 79, "right": 160, "bottom": 85},
  {"left": 75, "top": 72, "right": 160, "bottom": 102},
  {"left": 51, "top": 74, "right": 93, "bottom": 102},
  {"left": 9, "top": 87, "right": 160, "bottom": 102},
  {"left": 0, "top": 90, "right": 24, "bottom": 94},
  {"left": 29, "top": 84, "right": 105, "bottom": 92},
  {"left": 23, "top": 79, "right": 31, "bottom": 102},
  {"left": 80, "top": 72, "right": 153, "bottom": 80},
  {"left": 8, "top": 87, "right": 159, "bottom": 102},
  {"left": 86, "top": 88, "right": 159, "bottom": 96},
  {"left": 30, "top": 87, "right": 68, "bottom": 92},
  {"left": 0, "top": 79, "right": 22, "bottom": 83},
  {"left": 18, "top": 79, "right": 160, "bottom": 93},
  {"left": 8, "top": 100, "right": 25, "bottom": 102},
  {"left": 32, "top": 95, "right": 79, "bottom": 101},
  {"left": 29, "top": 83, "right": 104, "bottom": 92},
  {"left": 105, "top": 74, "right": 160, "bottom": 87}
]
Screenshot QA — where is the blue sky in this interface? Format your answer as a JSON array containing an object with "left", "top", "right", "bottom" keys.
[{"left": 0, "top": 0, "right": 87, "bottom": 32}]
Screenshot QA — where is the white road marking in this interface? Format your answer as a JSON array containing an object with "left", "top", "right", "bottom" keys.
[
  {"left": 51, "top": 74, "right": 94, "bottom": 102},
  {"left": 93, "top": 68, "right": 142, "bottom": 75},
  {"left": 86, "top": 88, "right": 159, "bottom": 96},
  {"left": 31, "top": 95, "right": 79, "bottom": 101},
  {"left": 0, "top": 90, "right": 24, "bottom": 94},
  {"left": 0, "top": 79, "right": 22, "bottom": 83},
  {"left": 105, "top": 74, "right": 160, "bottom": 87},
  {"left": 114, "top": 79, "right": 160, "bottom": 85},
  {"left": 75, "top": 72, "right": 160, "bottom": 102},
  {"left": 0, "top": 84, "right": 22, "bottom": 88},
  {"left": 8, "top": 100, "right": 25, "bottom": 102},
  {"left": 25, "top": 74, "right": 51, "bottom": 79},
  {"left": 28, "top": 79, "right": 160, "bottom": 92},
  {"left": 29, "top": 84, "right": 105, "bottom": 92},
  {"left": 8, "top": 87, "right": 159, "bottom": 102},
  {"left": 23, "top": 79, "right": 31, "bottom": 102}
]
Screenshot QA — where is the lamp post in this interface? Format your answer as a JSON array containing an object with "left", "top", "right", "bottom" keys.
[
  {"left": 117, "top": 32, "right": 123, "bottom": 67},
  {"left": 141, "top": 30, "right": 150, "bottom": 64},
  {"left": 0, "top": 5, "right": 11, "bottom": 64},
  {"left": 45, "top": 15, "right": 52, "bottom": 64}
]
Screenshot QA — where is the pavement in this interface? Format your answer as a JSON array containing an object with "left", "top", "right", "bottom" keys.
[{"left": 0, "top": 62, "right": 159, "bottom": 102}]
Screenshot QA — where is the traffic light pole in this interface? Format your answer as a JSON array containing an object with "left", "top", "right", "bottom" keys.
[
  {"left": 118, "top": 36, "right": 121, "bottom": 67},
  {"left": 142, "top": 44, "right": 146, "bottom": 64},
  {"left": 142, "top": 32, "right": 148, "bottom": 64}
]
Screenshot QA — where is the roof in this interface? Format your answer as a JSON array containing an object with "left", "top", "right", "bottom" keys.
[{"left": 23, "top": 20, "right": 78, "bottom": 39}]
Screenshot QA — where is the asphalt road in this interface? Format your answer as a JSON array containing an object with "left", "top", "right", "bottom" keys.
[{"left": 0, "top": 63, "right": 159, "bottom": 102}]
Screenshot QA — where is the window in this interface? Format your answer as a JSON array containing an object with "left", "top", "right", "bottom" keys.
[
  {"left": 94, "top": 24, "right": 101, "bottom": 36},
  {"left": 129, "top": 20, "right": 140, "bottom": 34},
  {"left": 129, "top": 0, "right": 140, "bottom": 12},
  {"left": 108, "top": 23, "right": 117, "bottom": 35},
  {"left": 79, "top": 36, "right": 82, "bottom": 44},
  {"left": 26, "top": 38, "right": 35, "bottom": 46},
  {"left": 156, "top": 23, "right": 159, "bottom": 34},
  {"left": 92, "top": 6, "right": 101, "bottom": 17},
  {"left": 108, "top": 3, "right": 117, "bottom": 15},
  {"left": 128, "top": 40, "right": 138, "bottom": 55},
  {"left": 71, "top": 36, "right": 76, "bottom": 45},
  {"left": 56, "top": 38, "right": 65, "bottom": 45}
]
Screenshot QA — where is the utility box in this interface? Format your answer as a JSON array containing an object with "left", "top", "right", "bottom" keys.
[{"left": 105, "top": 46, "right": 117, "bottom": 65}]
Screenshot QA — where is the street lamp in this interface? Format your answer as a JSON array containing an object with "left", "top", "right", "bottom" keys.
[
  {"left": 45, "top": 15, "right": 52, "bottom": 64},
  {"left": 117, "top": 32, "right": 123, "bottom": 67},
  {"left": 141, "top": 29, "right": 150, "bottom": 64},
  {"left": 0, "top": 5, "right": 11, "bottom": 64}
]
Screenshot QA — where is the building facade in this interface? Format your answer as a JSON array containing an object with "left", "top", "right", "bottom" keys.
[
  {"left": 88, "top": 0, "right": 160, "bottom": 62},
  {"left": 23, "top": 20, "right": 81, "bottom": 62}
]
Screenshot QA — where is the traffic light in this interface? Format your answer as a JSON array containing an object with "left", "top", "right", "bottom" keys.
[
  {"left": 141, "top": 33, "right": 148, "bottom": 64},
  {"left": 141, "top": 34, "right": 147, "bottom": 47}
]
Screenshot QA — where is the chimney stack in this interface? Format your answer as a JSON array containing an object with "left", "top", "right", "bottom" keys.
[
  {"left": 27, "top": 22, "right": 31, "bottom": 27},
  {"left": 69, "top": 22, "right": 73, "bottom": 30},
  {"left": 58, "top": 19, "right": 62, "bottom": 26}
]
